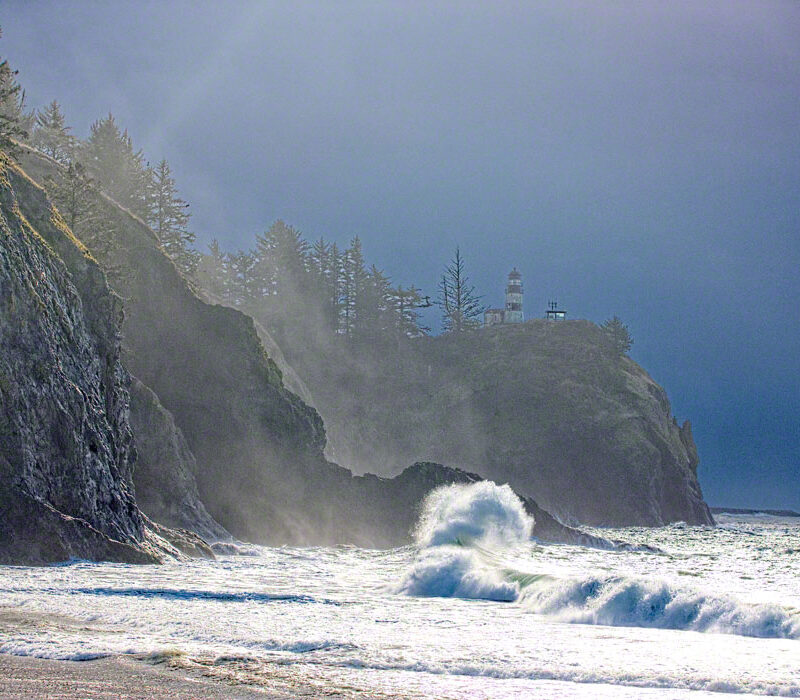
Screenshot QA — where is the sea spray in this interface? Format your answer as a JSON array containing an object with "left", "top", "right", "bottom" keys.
[
  {"left": 394, "top": 481, "right": 533, "bottom": 600},
  {"left": 395, "top": 484, "right": 800, "bottom": 638},
  {"left": 413, "top": 481, "right": 534, "bottom": 549}
]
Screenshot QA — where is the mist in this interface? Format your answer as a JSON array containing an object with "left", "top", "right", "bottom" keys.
[{"left": 3, "top": 1, "right": 799, "bottom": 511}]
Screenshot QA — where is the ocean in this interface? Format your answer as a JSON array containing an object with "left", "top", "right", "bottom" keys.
[{"left": 1, "top": 482, "right": 798, "bottom": 698}]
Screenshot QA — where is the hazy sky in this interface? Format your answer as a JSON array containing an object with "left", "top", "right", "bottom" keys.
[{"left": 4, "top": 1, "right": 799, "bottom": 509}]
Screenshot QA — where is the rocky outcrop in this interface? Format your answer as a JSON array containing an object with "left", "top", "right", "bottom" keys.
[
  {"left": 0, "top": 161, "right": 189, "bottom": 564},
  {"left": 280, "top": 321, "right": 714, "bottom": 527},
  {"left": 128, "top": 378, "right": 230, "bottom": 543},
  {"left": 346, "top": 462, "right": 619, "bottom": 549}
]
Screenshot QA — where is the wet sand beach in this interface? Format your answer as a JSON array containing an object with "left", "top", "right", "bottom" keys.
[{"left": 0, "top": 653, "right": 276, "bottom": 699}]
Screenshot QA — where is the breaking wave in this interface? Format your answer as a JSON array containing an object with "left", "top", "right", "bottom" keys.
[
  {"left": 519, "top": 575, "right": 800, "bottom": 639},
  {"left": 394, "top": 481, "right": 532, "bottom": 600},
  {"left": 412, "top": 481, "right": 534, "bottom": 548},
  {"left": 396, "top": 481, "right": 800, "bottom": 639}
]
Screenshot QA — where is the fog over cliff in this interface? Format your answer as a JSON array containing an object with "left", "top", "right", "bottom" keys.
[{"left": 3, "top": 1, "right": 799, "bottom": 509}]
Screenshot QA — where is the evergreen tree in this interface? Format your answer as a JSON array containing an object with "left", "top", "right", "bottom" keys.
[
  {"left": 0, "top": 30, "right": 30, "bottom": 159},
  {"left": 393, "top": 284, "right": 429, "bottom": 337},
  {"left": 227, "top": 250, "right": 258, "bottom": 308},
  {"left": 437, "top": 247, "right": 484, "bottom": 333},
  {"left": 341, "top": 236, "right": 368, "bottom": 336},
  {"left": 32, "top": 100, "right": 74, "bottom": 163},
  {"left": 328, "top": 242, "right": 344, "bottom": 331},
  {"left": 147, "top": 159, "right": 198, "bottom": 277},
  {"left": 82, "top": 113, "right": 149, "bottom": 219},
  {"left": 43, "top": 160, "right": 121, "bottom": 279},
  {"left": 252, "top": 230, "right": 277, "bottom": 303},
  {"left": 256, "top": 219, "right": 309, "bottom": 298},
  {"left": 196, "top": 239, "right": 230, "bottom": 302},
  {"left": 308, "top": 237, "right": 340, "bottom": 330},
  {"left": 354, "top": 264, "right": 394, "bottom": 341},
  {"left": 601, "top": 315, "right": 633, "bottom": 356},
  {"left": 44, "top": 161, "right": 96, "bottom": 238}
]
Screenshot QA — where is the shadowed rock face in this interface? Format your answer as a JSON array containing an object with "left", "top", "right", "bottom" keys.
[
  {"left": 128, "top": 378, "right": 230, "bottom": 543},
  {"left": 21, "top": 151, "right": 331, "bottom": 545},
  {"left": 0, "top": 163, "right": 174, "bottom": 564},
  {"left": 275, "top": 321, "right": 714, "bottom": 527},
  {"left": 346, "top": 462, "right": 619, "bottom": 549}
]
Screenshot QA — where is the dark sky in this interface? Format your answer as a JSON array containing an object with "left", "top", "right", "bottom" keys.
[{"left": 4, "top": 1, "right": 799, "bottom": 510}]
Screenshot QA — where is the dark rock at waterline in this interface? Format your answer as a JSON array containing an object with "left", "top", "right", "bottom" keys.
[
  {"left": 348, "top": 462, "right": 617, "bottom": 549},
  {"left": 0, "top": 160, "right": 207, "bottom": 564}
]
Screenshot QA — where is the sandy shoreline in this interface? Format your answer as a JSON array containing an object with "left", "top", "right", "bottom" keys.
[
  {"left": 0, "top": 606, "right": 391, "bottom": 699},
  {"left": 0, "top": 653, "right": 283, "bottom": 699}
]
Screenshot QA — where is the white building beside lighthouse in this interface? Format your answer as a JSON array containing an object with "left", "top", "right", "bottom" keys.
[{"left": 484, "top": 268, "right": 524, "bottom": 326}]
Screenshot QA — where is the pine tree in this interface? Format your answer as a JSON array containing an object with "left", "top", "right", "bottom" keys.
[
  {"left": 44, "top": 161, "right": 95, "bottom": 237},
  {"left": 227, "top": 250, "right": 258, "bottom": 308},
  {"left": 341, "top": 236, "right": 368, "bottom": 336},
  {"left": 0, "top": 30, "right": 31, "bottom": 159},
  {"left": 196, "top": 238, "right": 228, "bottom": 301},
  {"left": 329, "top": 242, "right": 344, "bottom": 331},
  {"left": 147, "top": 159, "right": 198, "bottom": 278},
  {"left": 258, "top": 220, "right": 309, "bottom": 296},
  {"left": 43, "top": 161, "right": 121, "bottom": 279},
  {"left": 32, "top": 100, "right": 74, "bottom": 163},
  {"left": 601, "top": 316, "right": 633, "bottom": 356},
  {"left": 393, "top": 284, "right": 429, "bottom": 337},
  {"left": 81, "top": 113, "right": 149, "bottom": 220},
  {"left": 196, "top": 239, "right": 230, "bottom": 302},
  {"left": 353, "top": 264, "right": 394, "bottom": 341},
  {"left": 308, "top": 237, "right": 340, "bottom": 330},
  {"left": 437, "top": 247, "right": 484, "bottom": 333}
]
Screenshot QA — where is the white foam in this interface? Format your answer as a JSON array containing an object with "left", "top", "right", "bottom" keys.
[
  {"left": 394, "top": 546, "right": 518, "bottom": 601},
  {"left": 395, "top": 481, "right": 533, "bottom": 600},
  {"left": 413, "top": 481, "right": 534, "bottom": 549},
  {"left": 520, "top": 574, "right": 800, "bottom": 639}
]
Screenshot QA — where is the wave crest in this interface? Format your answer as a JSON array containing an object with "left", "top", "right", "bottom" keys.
[
  {"left": 394, "top": 481, "right": 532, "bottom": 600},
  {"left": 520, "top": 575, "right": 800, "bottom": 639},
  {"left": 413, "top": 481, "right": 534, "bottom": 549}
]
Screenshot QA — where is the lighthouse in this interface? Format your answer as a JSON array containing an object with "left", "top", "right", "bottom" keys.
[
  {"left": 484, "top": 268, "right": 524, "bottom": 326},
  {"left": 505, "top": 268, "right": 523, "bottom": 323}
]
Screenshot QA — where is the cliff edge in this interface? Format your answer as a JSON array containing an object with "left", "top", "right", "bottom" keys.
[{"left": 0, "top": 161, "right": 203, "bottom": 563}]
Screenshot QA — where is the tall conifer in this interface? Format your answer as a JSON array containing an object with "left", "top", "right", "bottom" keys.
[
  {"left": 32, "top": 100, "right": 74, "bottom": 163},
  {"left": 147, "top": 159, "right": 198, "bottom": 278}
]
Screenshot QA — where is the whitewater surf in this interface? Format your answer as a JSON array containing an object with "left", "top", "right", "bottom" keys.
[{"left": 1, "top": 481, "right": 798, "bottom": 697}]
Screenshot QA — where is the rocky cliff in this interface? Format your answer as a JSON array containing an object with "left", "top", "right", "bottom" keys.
[
  {"left": 278, "top": 321, "right": 713, "bottom": 527},
  {"left": 0, "top": 161, "right": 204, "bottom": 564},
  {"left": 11, "top": 149, "right": 709, "bottom": 556},
  {"left": 17, "top": 150, "right": 614, "bottom": 548},
  {"left": 128, "top": 378, "right": 230, "bottom": 543}
]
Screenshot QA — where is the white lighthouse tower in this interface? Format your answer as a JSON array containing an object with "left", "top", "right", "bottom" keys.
[{"left": 505, "top": 268, "right": 524, "bottom": 323}]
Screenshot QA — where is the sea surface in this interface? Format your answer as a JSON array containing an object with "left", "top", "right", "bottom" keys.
[{"left": 1, "top": 482, "right": 798, "bottom": 698}]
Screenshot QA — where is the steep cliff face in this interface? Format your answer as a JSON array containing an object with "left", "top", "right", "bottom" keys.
[
  {"left": 284, "top": 321, "right": 713, "bottom": 527},
  {"left": 14, "top": 149, "right": 708, "bottom": 546},
  {"left": 0, "top": 163, "right": 177, "bottom": 564},
  {"left": 20, "top": 151, "right": 334, "bottom": 544},
  {"left": 128, "top": 378, "right": 230, "bottom": 543}
]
